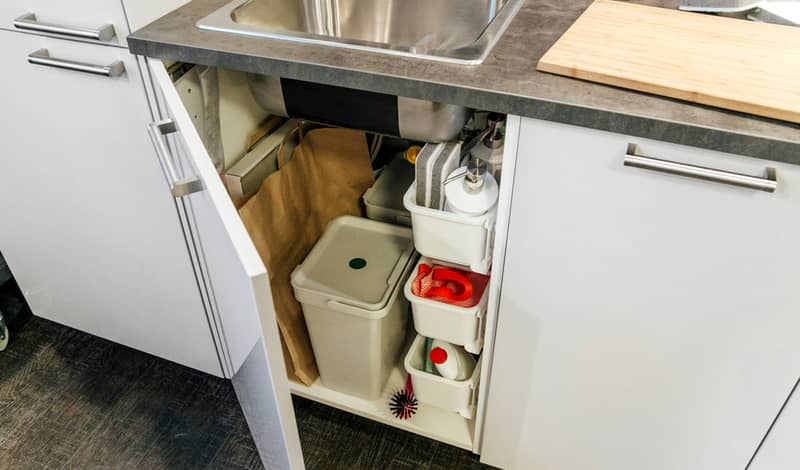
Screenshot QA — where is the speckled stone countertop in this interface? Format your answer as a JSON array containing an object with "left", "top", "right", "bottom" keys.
[{"left": 128, "top": 0, "right": 800, "bottom": 163}]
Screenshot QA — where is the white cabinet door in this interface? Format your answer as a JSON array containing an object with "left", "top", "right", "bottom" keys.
[
  {"left": 749, "top": 380, "right": 800, "bottom": 470},
  {"left": 0, "top": 0, "right": 130, "bottom": 46},
  {"left": 480, "top": 118, "right": 800, "bottom": 470},
  {"left": 0, "top": 30, "right": 222, "bottom": 376},
  {"left": 147, "top": 58, "right": 304, "bottom": 470}
]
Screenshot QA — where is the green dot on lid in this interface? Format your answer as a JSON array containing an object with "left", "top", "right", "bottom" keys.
[{"left": 349, "top": 258, "right": 367, "bottom": 270}]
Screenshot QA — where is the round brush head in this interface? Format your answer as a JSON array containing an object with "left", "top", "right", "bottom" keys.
[
  {"left": 389, "top": 388, "right": 418, "bottom": 420},
  {"left": 388, "top": 375, "right": 418, "bottom": 420}
]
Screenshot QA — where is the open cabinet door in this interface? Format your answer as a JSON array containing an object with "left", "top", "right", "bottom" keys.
[{"left": 146, "top": 58, "right": 305, "bottom": 470}]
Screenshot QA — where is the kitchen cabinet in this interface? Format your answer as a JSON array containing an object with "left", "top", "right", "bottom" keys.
[
  {"left": 6, "top": 3, "right": 795, "bottom": 461},
  {"left": 0, "top": 30, "right": 223, "bottom": 376},
  {"left": 480, "top": 118, "right": 800, "bottom": 469},
  {"left": 749, "top": 379, "right": 800, "bottom": 470},
  {"left": 142, "top": 56, "right": 522, "bottom": 468}
]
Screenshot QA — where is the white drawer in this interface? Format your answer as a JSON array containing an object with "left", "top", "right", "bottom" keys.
[{"left": 0, "top": 0, "right": 130, "bottom": 46}]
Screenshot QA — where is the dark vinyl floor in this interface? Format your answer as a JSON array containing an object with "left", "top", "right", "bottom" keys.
[{"left": 0, "top": 281, "right": 491, "bottom": 470}]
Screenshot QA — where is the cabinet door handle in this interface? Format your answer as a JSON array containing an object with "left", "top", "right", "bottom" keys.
[
  {"left": 14, "top": 13, "right": 116, "bottom": 42},
  {"left": 27, "top": 49, "right": 125, "bottom": 78},
  {"left": 148, "top": 119, "right": 205, "bottom": 198},
  {"left": 624, "top": 143, "right": 777, "bottom": 193}
]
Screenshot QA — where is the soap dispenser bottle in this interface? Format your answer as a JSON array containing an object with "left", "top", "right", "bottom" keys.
[{"left": 444, "top": 160, "right": 499, "bottom": 216}]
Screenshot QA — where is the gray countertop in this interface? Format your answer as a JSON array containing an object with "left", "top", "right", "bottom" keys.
[{"left": 128, "top": 0, "right": 800, "bottom": 163}]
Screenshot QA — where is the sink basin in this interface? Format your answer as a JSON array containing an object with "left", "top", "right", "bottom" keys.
[{"left": 197, "top": 0, "right": 524, "bottom": 64}]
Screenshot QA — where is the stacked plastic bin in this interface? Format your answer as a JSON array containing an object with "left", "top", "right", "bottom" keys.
[{"left": 401, "top": 152, "right": 497, "bottom": 419}]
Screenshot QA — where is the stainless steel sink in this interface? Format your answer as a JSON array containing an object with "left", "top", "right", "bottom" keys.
[{"left": 197, "top": 0, "right": 524, "bottom": 64}]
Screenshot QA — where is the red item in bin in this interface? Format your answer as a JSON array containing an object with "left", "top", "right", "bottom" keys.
[
  {"left": 411, "top": 263, "right": 489, "bottom": 308},
  {"left": 430, "top": 347, "right": 448, "bottom": 364}
]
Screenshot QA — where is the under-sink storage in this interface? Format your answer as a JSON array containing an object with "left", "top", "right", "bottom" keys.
[
  {"left": 404, "top": 257, "right": 489, "bottom": 354},
  {"left": 145, "top": 57, "right": 520, "bottom": 467},
  {"left": 363, "top": 157, "right": 415, "bottom": 226},
  {"left": 290, "top": 216, "right": 416, "bottom": 400},
  {"left": 404, "top": 183, "right": 496, "bottom": 274},
  {"left": 405, "top": 335, "right": 483, "bottom": 419}
]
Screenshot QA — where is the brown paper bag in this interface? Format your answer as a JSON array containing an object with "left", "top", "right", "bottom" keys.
[{"left": 238, "top": 125, "right": 375, "bottom": 385}]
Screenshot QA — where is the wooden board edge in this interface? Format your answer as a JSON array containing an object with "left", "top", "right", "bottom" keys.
[
  {"left": 535, "top": 0, "right": 800, "bottom": 124},
  {"left": 536, "top": 59, "right": 800, "bottom": 124}
]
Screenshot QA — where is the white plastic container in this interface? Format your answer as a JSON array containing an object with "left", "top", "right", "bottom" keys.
[
  {"left": 404, "top": 257, "right": 488, "bottom": 353},
  {"left": 405, "top": 334, "right": 482, "bottom": 419},
  {"left": 363, "top": 158, "right": 415, "bottom": 226},
  {"left": 403, "top": 183, "right": 495, "bottom": 274},
  {"left": 364, "top": 195, "right": 411, "bottom": 227},
  {"left": 291, "top": 216, "right": 417, "bottom": 400}
]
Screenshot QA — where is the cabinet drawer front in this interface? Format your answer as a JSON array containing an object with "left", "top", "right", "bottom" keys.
[
  {"left": 0, "top": 0, "right": 130, "bottom": 46},
  {"left": 481, "top": 118, "right": 800, "bottom": 470}
]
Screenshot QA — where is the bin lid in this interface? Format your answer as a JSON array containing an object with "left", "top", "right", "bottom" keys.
[{"left": 291, "top": 216, "right": 415, "bottom": 312}]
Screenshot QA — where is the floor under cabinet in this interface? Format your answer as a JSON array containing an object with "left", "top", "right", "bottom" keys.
[
  {"left": 290, "top": 362, "right": 474, "bottom": 452},
  {"left": 0, "top": 285, "right": 490, "bottom": 470}
]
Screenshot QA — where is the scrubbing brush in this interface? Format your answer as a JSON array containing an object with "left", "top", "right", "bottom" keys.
[{"left": 388, "top": 375, "right": 418, "bottom": 420}]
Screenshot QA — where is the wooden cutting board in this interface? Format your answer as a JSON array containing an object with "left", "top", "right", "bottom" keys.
[{"left": 537, "top": 0, "right": 800, "bottom": 123}]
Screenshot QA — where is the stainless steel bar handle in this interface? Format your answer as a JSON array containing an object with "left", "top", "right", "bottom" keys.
[
  {"left": 624, "top": 143, "right": 777, "bottom": 193},
  {"left": 28, "top": 49, "right": 125, "bottom": 77},
  {"left": 148, "top": 119, "right": 205, "bottom": 198},
  {"left": 14, "top": 13, "right": 116, "bottom": 42}
]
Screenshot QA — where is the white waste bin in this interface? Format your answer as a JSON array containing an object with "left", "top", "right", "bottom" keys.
[{"left": 291, "top": 216, "right": 417, "bottom": 399}]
